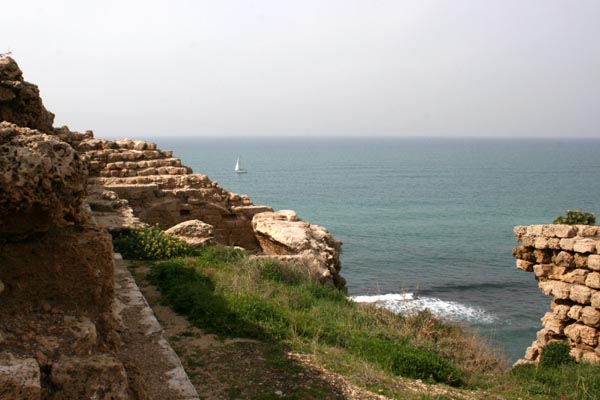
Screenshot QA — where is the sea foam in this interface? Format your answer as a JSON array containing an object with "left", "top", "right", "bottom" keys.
[{"left": 350, "top": 293, "right": 496, "bottom": 324}]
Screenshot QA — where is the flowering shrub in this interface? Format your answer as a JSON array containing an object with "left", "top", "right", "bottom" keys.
[{"left": 113, "top": 225, "right": 197, "bottom": 260}]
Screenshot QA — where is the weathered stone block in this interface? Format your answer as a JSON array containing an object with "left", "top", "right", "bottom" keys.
[
  {"left": 560, "top": 238, "right": 576, "bottom": 251},
  {"left": 554, "top": 251, "right": 575, "bottom": 268},
  {"left": 581, "top": 307, "right": 600, "bottom": 327},
  {"left": 548, "top": 238, "right": 561, "bottom": 249},
  {"left": 0, "top": 356, "right": 41, "bottom": 400},
  {"left": 527, "top": 225, "right": 543, "bottom": 236},
  {"left": 541, "top": 312, "right": 564, "bottom": 334},
  {"left": 537, "top": 328, "right": 560, "bottom": 345},
  {"left": 592, "top": 292, "right": 600, "bottom": 309},
  {"left": 581, "top": 226, "right": 600, "bottom": 237},
  {"left": 539, "top": 281, "right": 570, "bottom": 299},
  {"left": 588, "top": 255, "right": 600, "bottom": 271},
  {"left": 50, "top": 355, "right": 129, "bottom": 400},
  {"left": 514, "top": 226, "right": 527, "bottom": 240},
  {"left": 585, "top": 272, "right": 600, "bottom": 289},
  {"left": 568, "top": 305, "right": 583, "bottom": 320},
  {"left": 534, "top": 237, "right": 549, "bottom": 249},
  {"left": 563, "top": 269, "right": 589, "bottom": 285},
  {"left": 574, "top": 239, "right": 597, "bottom": 254},
  {"left": 570, "top": 284, "right": 593, "bottom": 304},
  {"left": 516, "top": 259, "right": 534, "bottom": 272},
  {"left": 534, "top": 249, "right": 553, "bottom": 264},
  {"left": 575, "top": 254, "right": 588, "bottom": 268},
  {"left": 564, "top": 323, "right": 598, "bottom": 347},
  {"left": 582, "top": 351, "right": 600, "bottom": 363},
  {"left": 542, "top": 224, "right": 578, "bottom": 238},
  {"left": 533, "top": 264, "right": 553, "bottom": 278},
  {"left": 522, "top": 236, "right": 535, "bottom": 247},
  {"left": 553, "top": 304, "right": 570, "bottom": 320}
]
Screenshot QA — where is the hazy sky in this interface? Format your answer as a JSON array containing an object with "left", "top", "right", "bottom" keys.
[{"left": 2, "top": 0, "right": 600, "bottom": 138}]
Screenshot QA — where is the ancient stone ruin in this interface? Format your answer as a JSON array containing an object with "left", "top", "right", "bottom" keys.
[
  {"left": 75, "top": 132, "right": 345, "bottom": 288},
  {"left": 513, "top": 224, "right": 600, "bottom": 364},
  {"left": 0, "top": 55, "right": 346, "bottom": 397}
]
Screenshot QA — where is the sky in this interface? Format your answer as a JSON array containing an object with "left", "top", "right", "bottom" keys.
[{"left": 2, "top": 0, "right": 600, "bottom": 138}]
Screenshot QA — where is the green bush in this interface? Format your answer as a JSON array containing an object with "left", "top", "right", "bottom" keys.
[
  {"left": 553, "top": 210, "right": 596, "bottom": 225},
  {"left": 539, "top": 342, "right": 574, "bottom": 368},
  {"left": 113, "top": 225, "right": 197, "bottom": 260}
]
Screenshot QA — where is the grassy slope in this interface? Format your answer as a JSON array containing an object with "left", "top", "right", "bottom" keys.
[{"left": 131, "top": 246, "right": 600, "bottom": 400}]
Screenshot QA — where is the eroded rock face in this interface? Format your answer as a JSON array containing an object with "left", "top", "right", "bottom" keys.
[
  {"left": 0, "top": 355, "right": 41, "bottom": 400},
  {"left": 165, "top": 219, "right": 215, "bottom": 247},
  {"left": 252, "top": 210, "right": 346, "bottom": 290},
  {"left": 0, "top": 57, "right": 54, "bottom": 133},
  {"left": 49, "top": 355, "right": 129, "bottom": 400},
  {"left": 513, "top": 224, "right": 600, "bottom": 364},
  {"left": 0, "top": 122, "right": 87, "bottom": 240},
  {"left": 0, "top": 58, "right": 131, "bottom": 397}
]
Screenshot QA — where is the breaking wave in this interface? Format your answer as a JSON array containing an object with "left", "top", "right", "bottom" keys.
[{"left": 350, "top": 293, "right": 497, "bottom": 324}]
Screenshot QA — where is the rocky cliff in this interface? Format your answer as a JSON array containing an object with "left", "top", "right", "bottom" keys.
[
  {"left": 513, "top": 224, "right": 600, "bottom": 364},
  {"left": 0, "top": 58, "right": 134, "bottom": 399},
  {"left": 0, "top": 56, "right": 345, "bottom": 398}
]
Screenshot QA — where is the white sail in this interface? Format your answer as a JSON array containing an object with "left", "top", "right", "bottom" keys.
[{"left": 235, "top": 156, "right": 247, "bottom": 174}]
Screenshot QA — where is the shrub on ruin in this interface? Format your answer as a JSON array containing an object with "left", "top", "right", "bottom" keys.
[
  {"left": 539, "top": 342, "right": 574, "bottom": 368},
  {"left": 553, "top": 210, "right": 596, "bottom": 226},
  {"left": 113, "top": 225, "right": 197, "bottom": 260}
]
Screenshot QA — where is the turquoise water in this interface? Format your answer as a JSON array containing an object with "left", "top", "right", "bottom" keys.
[{"left": 151, "top": 137, "right": 600, "bottom": 362}]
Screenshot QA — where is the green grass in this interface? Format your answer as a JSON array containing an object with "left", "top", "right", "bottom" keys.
[
  {"left": 142, "top": 246, "right": 600, "bottom": 398},
  {"left": 508, "top": 362, "right": 600, "bottom": 399}
]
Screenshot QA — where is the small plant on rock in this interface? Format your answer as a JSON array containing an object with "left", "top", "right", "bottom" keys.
[
  {"left": 113, "top": 224, "right": 197, "bottom": 260},
  {"left": 553, "top": 210, "right": 596, "bottom": 226},
  {"left": 539, "top": 342, "right": 574, "bottom": 368}
]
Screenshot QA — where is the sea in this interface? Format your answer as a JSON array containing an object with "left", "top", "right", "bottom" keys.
[{"left": 148, "top": 136, "right": 600, "bottom": 362}]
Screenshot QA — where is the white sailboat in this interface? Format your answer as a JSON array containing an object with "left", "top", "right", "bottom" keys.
[{"left": 234, "top": 156, "right": 247, "bottom": 174}]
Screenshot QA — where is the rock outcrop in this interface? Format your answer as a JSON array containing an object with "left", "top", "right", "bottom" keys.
[
  {"left": 0, "top": 57, "right": 151, "bottom": 399},
  {"left": 0, "top": 57, "right": 54, "bottom": 133},
  {"left": 252, "top": 211, "right": 346, "bottom": 290},
  {"left": 0, "top": 122, "right": 87, "bottom": 240},
  {"left": 0, "top": 122, "right": 127, "bottom": 398},
  {"left": 513, "top": 224, "right": 600, "bottom": 364},
  {"left": 165, "top": 219, "right": 215, "bottom": 247}
]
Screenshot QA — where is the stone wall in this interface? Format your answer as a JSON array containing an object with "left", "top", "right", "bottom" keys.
[
  {"left": 0, "top": 123, "right": 131, "bottom": 399},
  {"left": 513, "top": 224, "right": 600, "bottom": 364},
  {"left": 77, "top": 137, "right": 272, "bottom": 249}
]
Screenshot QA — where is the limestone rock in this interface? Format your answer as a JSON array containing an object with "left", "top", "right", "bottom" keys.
[
  {"left": 0, "top": 57, "right": 54, "bottom": 133},
  {"left": 570, "top": 285, "right": 592, "bottom": 304},
  {"left": 165, "top": 219, "right": 215, "bottom": 247},
  {"left": 0, "top": 354, "right": 41, "bottom": 400},
  {"left": 564, "top": 323, "right": 598, "bottom": 347},
  {"left": 252, "top": 211, "right": 345, "bottom": 290},
  {"left": 574, "top": 239, "right": 597, "bottom": 254},
  {"left": 581, "top": 307, "right": 600, "bottom": 327},
  {"left": 49, "top": 355, "right": 129, "bottom": 400},
  {"left": 588, "top": 255, "right": 600, "bottom": 271},
  {"left": 514, "top": 224, "right": 600, "bottom": 363},
  {"left": 0, "top": 123, "right": 87, "bottom": 239}
]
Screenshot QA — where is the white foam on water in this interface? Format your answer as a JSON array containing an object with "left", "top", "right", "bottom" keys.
[{"left": 350, "top": 293, "right": 497, "bottom": 324}]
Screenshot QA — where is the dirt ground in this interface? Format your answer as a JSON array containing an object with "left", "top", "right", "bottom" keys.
[
  {"left": 130, "top": 264, "right": 391, "bottom": 400},
  {"left": 129, "top": 263, "right": 498, "bottom": 400}
]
